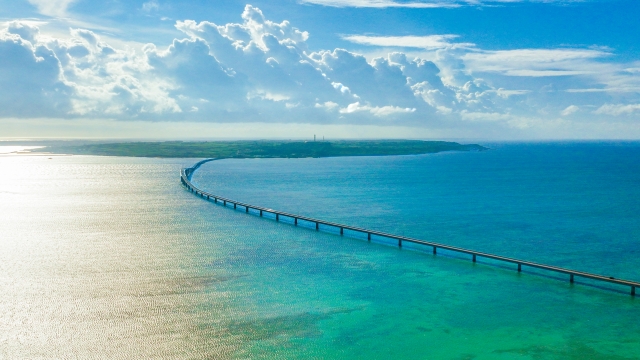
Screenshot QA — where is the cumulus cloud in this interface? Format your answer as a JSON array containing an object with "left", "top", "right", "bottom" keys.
[
  {"left": 0, "top": 4, "right": 639, "bottom": 136},
  {"left": 1, "top": 22, "right": 181, "bottom": 117},
  {"left": 460, "top": 110, "right": 512, "bottom": 122},
  {"left": 7, "top": 21, "right": 41, "bottom": 43},
  {"left": 0, "top": 25, "right": 71, "bottom": 116}
]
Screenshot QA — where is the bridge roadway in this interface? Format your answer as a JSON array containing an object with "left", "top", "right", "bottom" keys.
[{"left": 181, "top": 159, "right": 638, "bottom": 297}]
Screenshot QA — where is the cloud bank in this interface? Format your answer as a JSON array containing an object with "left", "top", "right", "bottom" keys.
[{"left": 1, "top": 4, "right": 639, "bottom": 138}]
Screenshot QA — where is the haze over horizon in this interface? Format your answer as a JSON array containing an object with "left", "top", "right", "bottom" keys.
[{"left": 1, "top": 0, "right": 639, "bottom": 140}]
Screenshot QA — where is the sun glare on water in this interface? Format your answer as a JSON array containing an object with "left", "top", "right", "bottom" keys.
[{"left": 0, "top": 146, "right": 44, "bottom": 155}]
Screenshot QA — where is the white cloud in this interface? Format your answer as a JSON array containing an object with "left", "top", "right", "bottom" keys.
[
  {"left": 331, "top": 82, "right": 352, "bottom": 94},
  {"left": 27, "top": 0, "right": 77, "bottom": 17},
  {"left": 1, "top": 22, "right": 181, "bottom": 117},
  {"left": 594, "top": 104, "right": 640, "bottom": 116},
  {"left": 463, "top": 48, "right": 609, "bottom": 77},
  {"left": 343, "top": 35, "right": 472, "bottom": 49},
  {"left": 502, "top": 70, "right": 592, "bottom": 77},
  {"left": 142, "top": 1, "right": 160, "bottom": 12},
  {"left": 1, "top": 5, "right": 640, "bottom": 138},
  {"left": 565, "top": 88, "right": 610, "bottom": 93},
  {"left": 316, "top": 101, "right": 340, "bottom": 110},
  {"left": 6, "top": 21, "right": 41, "bottom": 43},
  {"left": 561, "top": 105, "right": 579, "bottom": 116},
  {"left": 339, "top": 102, "right": 416, "bottom": 117},
  {"left": 0, "top": 27, "right": 71, "bottom": 117},
  {"left": 494, "top": 89, "right": 529, "bottom": 98},
  {"left": 249, "top": 90, "right": 291, "bottom": 102}
]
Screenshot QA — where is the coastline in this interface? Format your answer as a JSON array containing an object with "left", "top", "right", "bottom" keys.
[{"left": 31, "top": 139, "right": 488, "bottom": 158}]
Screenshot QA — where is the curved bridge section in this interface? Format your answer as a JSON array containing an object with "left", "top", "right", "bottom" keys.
[{"left": 181, "top": 159, "right": 638, "bottom": 297}]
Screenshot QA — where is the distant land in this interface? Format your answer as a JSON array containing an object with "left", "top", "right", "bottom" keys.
[{"left": 35, "top": 140, "right": 488, "bottom": 159}]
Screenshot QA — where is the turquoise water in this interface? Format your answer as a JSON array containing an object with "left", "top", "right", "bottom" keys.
[{"left": 1, "top": 143, "right": 640, "bottom": 359}]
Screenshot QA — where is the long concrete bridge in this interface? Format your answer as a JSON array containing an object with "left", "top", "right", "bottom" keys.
[{"left": 181, "top": 158, "right": 638, "bottom": 297}]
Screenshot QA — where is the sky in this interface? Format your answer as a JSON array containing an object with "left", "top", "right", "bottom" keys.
[{"left": 1, "top": 0, "right": 639, "bottom": 140}]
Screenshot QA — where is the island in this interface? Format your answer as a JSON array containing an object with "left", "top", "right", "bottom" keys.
[{"left": 35, "top": 140, "right": 487, "bottom": 158}]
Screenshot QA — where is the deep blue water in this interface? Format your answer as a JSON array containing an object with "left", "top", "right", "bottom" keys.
[{"left": 193, "top": 141, "right": 640, "bottom": 283}]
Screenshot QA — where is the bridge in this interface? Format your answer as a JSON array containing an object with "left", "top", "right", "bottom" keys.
[{"left": 181, "top": 158, "right": 638, "bottom": 297}]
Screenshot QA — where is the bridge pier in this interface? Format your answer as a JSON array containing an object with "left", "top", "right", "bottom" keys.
[
  {"left": 276, "top": 214, "right": 279, "bottom": 221},
  {"left": 294, "top": 218, "right": 298, "bottom": 226},
  {"left": 398, "top": 239, "right": 402, "bottom": 248},
  {"left": 518, "top": 263, "right": 522, "bottom": 272},
  {"left": 570, "top": 274, "right": 575, "bottom": 283},
  {"left": 316, "top": 222, "right": 319, "bottom": 231},
  {"left": 340, "top": 227, "right": 343, "bottom": 235},
  {"left": 633, "top": 286, "right": 636, "bottom": 296},
  {"left": 367, "top": 233, "right": 371, "bottom": 241},
  {"left": 234, "top": 203, "right": 237, "bottom": 209},
  {"left": 260, "top": 210, "right": 263, "bottom": 217},
  {"left": 246, "top": 206, "right": 249, "bottom": 213},
  {"left": 433, "top": 246, "right": 437, "bottom": 254},
  {"left": 473, "top": 254, "right": 477, "bottom": 263}
]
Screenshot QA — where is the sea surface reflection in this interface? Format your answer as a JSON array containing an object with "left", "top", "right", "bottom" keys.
[{"left": 2, "top": 145, "right": 640, "bottom": 359}]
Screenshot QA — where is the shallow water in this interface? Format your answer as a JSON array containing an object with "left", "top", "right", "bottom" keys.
[{"left": 1, "top": 143, "right": 639, "bottom": 359}]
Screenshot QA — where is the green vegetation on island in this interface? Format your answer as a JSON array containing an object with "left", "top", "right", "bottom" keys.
[{"left": 38, "top": 140, "right": 487, "bottom": 158}]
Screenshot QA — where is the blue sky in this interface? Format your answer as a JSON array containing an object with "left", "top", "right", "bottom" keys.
[{"left": 1, "top": 0, "right": 639, "bottom": 139}]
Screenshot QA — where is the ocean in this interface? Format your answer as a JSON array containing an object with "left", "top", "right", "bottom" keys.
[{"left": 1, "top": 142, "right": 639, "bottom": 359}]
